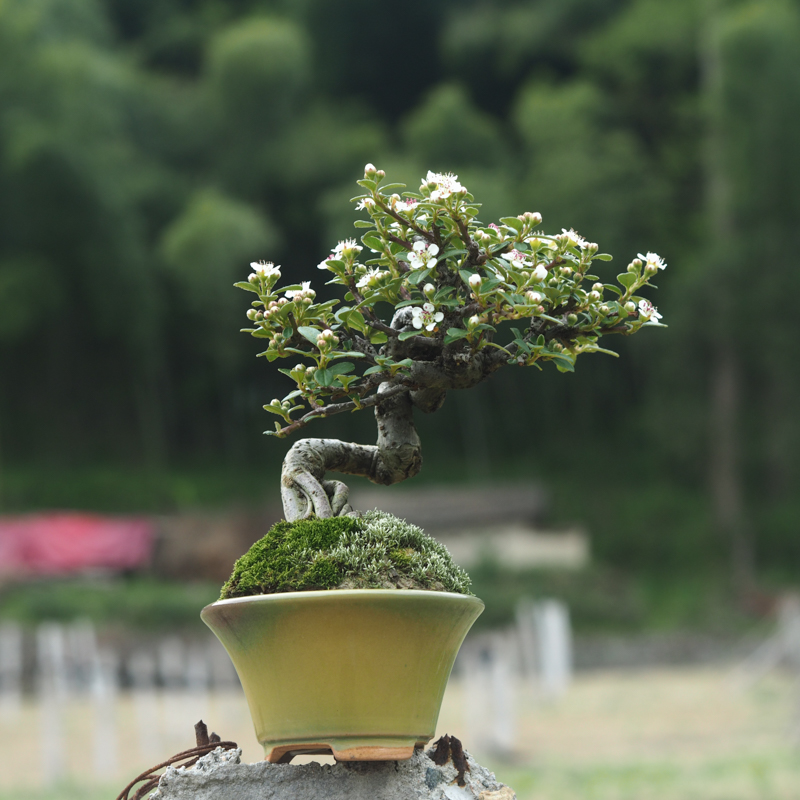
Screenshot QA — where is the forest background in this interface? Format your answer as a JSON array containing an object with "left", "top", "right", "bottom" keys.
[{"left": 1, "top": 0, "right": 799, "bottom": 597}]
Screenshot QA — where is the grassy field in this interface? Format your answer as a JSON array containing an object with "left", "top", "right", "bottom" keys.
[{"left": 0, "top": 666, "right": 796, "bottom": 800}]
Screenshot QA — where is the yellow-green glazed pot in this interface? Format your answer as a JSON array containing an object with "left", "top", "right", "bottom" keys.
[{"left": 201, "top": 589, "right": 483, "bottom": 763}]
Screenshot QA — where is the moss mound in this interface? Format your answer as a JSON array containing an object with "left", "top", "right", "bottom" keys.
[{"left": 220, "top": 510, "right": 472, "bottom": 598}]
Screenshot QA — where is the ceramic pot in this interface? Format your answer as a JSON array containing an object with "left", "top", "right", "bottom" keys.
[{"left": 201, "top": 588, "right": 483, "bottom": 763}]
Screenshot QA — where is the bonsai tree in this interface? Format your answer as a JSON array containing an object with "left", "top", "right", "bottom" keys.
[{"left": 238, "top": 165, "right": 665, "bottom": 522}]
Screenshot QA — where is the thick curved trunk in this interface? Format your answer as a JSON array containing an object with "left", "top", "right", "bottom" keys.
[{"left": 281, "top": 383, "right": 435, "bottom": 520}]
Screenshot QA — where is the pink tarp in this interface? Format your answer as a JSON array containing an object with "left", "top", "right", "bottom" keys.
[{"left": 0, "top": 512, "right": 155, "bottom": 576}]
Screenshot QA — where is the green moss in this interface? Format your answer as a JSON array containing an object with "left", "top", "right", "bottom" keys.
[
  {"left": 220, "top": 510, "right": 472, "bottom": 598},
  {"left": 220, "top": 516, "right": 357, "bottom": 598}
]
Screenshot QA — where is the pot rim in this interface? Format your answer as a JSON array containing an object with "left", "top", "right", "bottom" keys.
[{"left": 203, "top": 587, "right": 484, "bottom": 614}]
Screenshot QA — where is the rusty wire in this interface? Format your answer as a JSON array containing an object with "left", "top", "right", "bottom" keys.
[{"left": 115, "top": 721, "right": 238, "bottom": 800}]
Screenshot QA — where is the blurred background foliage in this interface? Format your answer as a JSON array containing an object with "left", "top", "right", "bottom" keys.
[{"left": 1, "top": 0, "right": 799, "bottom": 591}]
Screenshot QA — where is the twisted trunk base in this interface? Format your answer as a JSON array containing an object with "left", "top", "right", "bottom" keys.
[{"left": 281, "top": 384, "right": 440, "bottom": 520}]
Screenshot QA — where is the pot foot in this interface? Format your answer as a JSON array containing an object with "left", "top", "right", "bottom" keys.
[{"left": 265, "top": 740, "right": 420, "bottom": 763}]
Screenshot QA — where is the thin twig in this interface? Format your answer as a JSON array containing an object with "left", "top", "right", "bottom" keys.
[{"left": 116, "top": 722, "right": 238, "bottom": 800}]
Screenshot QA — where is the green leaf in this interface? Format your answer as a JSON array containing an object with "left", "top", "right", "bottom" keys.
[
  {"left": 617, "top": 272, "right": 636, "bottom": 290},
  {"left": 364, "top": 365, "right": 385, "bottom": 375},
  {"left": 398, "top": 330, "right": 419, "bottom": 341},
  {"left": 378, "top": 183, "right": 407, "bottom": 193},
  {"left": 407, "top": 269, "right": 431, "bottom": 286},
  {"left": 361, "top": 234, "right": 384, "bottom": 252},
  {"left": 353, "top": 219, "right": 373, "bottom": 228},
  {"left": 444, "top": 327, "right": 469, "bottom": 345},
  {"left": 297, "top": 326, "right": 320, "bottom": 345},
  {"left": 314, "top": 368, "right": 334, "bottom": 387},
  {"left": 594, "top": 254, "right": 613, "bottom": 261},
  {"left": 369, "top": 331, "right": 388, "bottom": 344},
  {"left": 233, "top": 281, "right": 259, "bottom": 294},
  {"left": 500, "top": 217, "right": 523, "bottom": 232},
  {"left": 328, "top": 362, "right": 355, "bottom": 376},
  {"left": 550, "top": 353, "right": 575, "bottom": 372}
]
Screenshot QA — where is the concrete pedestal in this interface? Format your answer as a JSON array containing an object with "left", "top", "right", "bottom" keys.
[{"left": 150, "top": 745, "right": 515, "bottom": 800}]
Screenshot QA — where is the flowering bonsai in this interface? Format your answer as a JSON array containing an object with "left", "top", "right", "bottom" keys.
[{"left": 237, "top": 164, "right": 665, "bottom": 527}]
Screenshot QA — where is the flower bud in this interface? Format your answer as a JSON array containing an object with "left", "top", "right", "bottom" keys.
[
  {"left": 278, "top": 297, "right": 287, "bottom": 306},
  {"left": 247, "top": 309, "right": 257, "bottom": 320},
  {"left": 560, "top": 266, "right": 573, "bottom": 277},
  {"left": 526, "top": 291, "right": 543, "bottom": 304},
  {"left": 468, "top": 274, "right": 482, "bottom": 290},
  {"left": 592, "top": 283, "right": 604, "bottom": 293},
  {"left": 627, "top": 262, "right": 638, "bottom": 274},
  {"left": 255, "top": 311, "right": 264, "bottom": 321},
  {"left": 270, "top": 399, "right": 281, "bottom": 408},
  {"left": 624, "top": 301, "right": 636, "bottom": 314},
  {"left": 423, "top": 283, "right": 435, "bottom": 296},
  {"left": 248, "top": 274, "right": 258, "bottom": 284},
  {"left": 599, "top": 305, "right": 609, "bottom": 315},
  {"left": 364, "top": 163, "right": 377, "bottom": 177},
  {"left": 376, "top": 169, "right": 385, "bottom": 179},
  {"left": 589, "top": 291, "right": 601, "bottom": 302},
  {"left": 469, "top": 315, "right": 480, "bottom": 327},
  {"left": 567, "top": 314, "right": 578, "bottom": 325}
]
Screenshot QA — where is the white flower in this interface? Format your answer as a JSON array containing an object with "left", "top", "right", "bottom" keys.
[
  {"left": 501, "top": 249, "right": 532, "bottom": 270},
  {"left": 561, "top": 228, "right": 589, "bottom": 249},
  {"left": 638, "top": 299, "right": 663, "bottom": 321},
  {"left": 356, "top": 268, "right": 388, "bottom": 289},
  {"left": 408, "top": 241, "right": 440, "bottom": 270},
  {"left": 250, "top": 261, "right": 281, "bottom": 279},
  {"left": 284, "top": 281, "right": 314, "bottom": 300},
  {"left": 394, "top": 197, "right": 418, "bottom": 215},
  {"left": 425, "top": 171, "right": 465, "bottom": 201},
  {"left": 410, "top": 302, "right": 444, "bottom": 332},
  {"left": 318, "top": 238, "right": 363, "bottom": 269},
  {"left": 356, "top": 197, "right": 375, "bottom": 211},
  {"left": 532, "top": 264, "right": 548, "bottom": 282},
  {"left": 639, "top": 251, "right": 667, "bottom": 271},
  {"left": 333, "top": 238, "right": 362, "bottom": 258}
]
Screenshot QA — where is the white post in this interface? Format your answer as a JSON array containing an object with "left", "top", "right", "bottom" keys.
[
  {"left": 459, "top": 642, "right": 489, "bottom": 753},
  {"left": 0, "top": 622, "right": 23, "bottom": 719},
  {"left": 37, "top": 623, "right": 67, "bottom": 783},
  {"left": 159, "top": 637, "right": 187, "bottom": 743},
  {"left": 66, "top": 619, "right": 99, "bottom": 693},
  {"left": 186, "top": 642, "right": 210, "bottom": 727},
  {"left": 488, "top": 631, "right": 516, "bottom": 756},
  {"left": 514, "top": 599, "right": 538, "bottom": 682},
  {"left": 92, "top": 648, "right": 119, "bottom": 780},
  {"left": 129, "top": 649, "right": 161, "bottom": 761},
  {"left": 535, "top": 599, "right": 572, "bottom": 698}
]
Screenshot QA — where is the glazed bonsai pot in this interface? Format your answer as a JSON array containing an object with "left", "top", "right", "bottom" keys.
[{"left": 201, "top": 588, "right": 483, "bottom": 762}]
